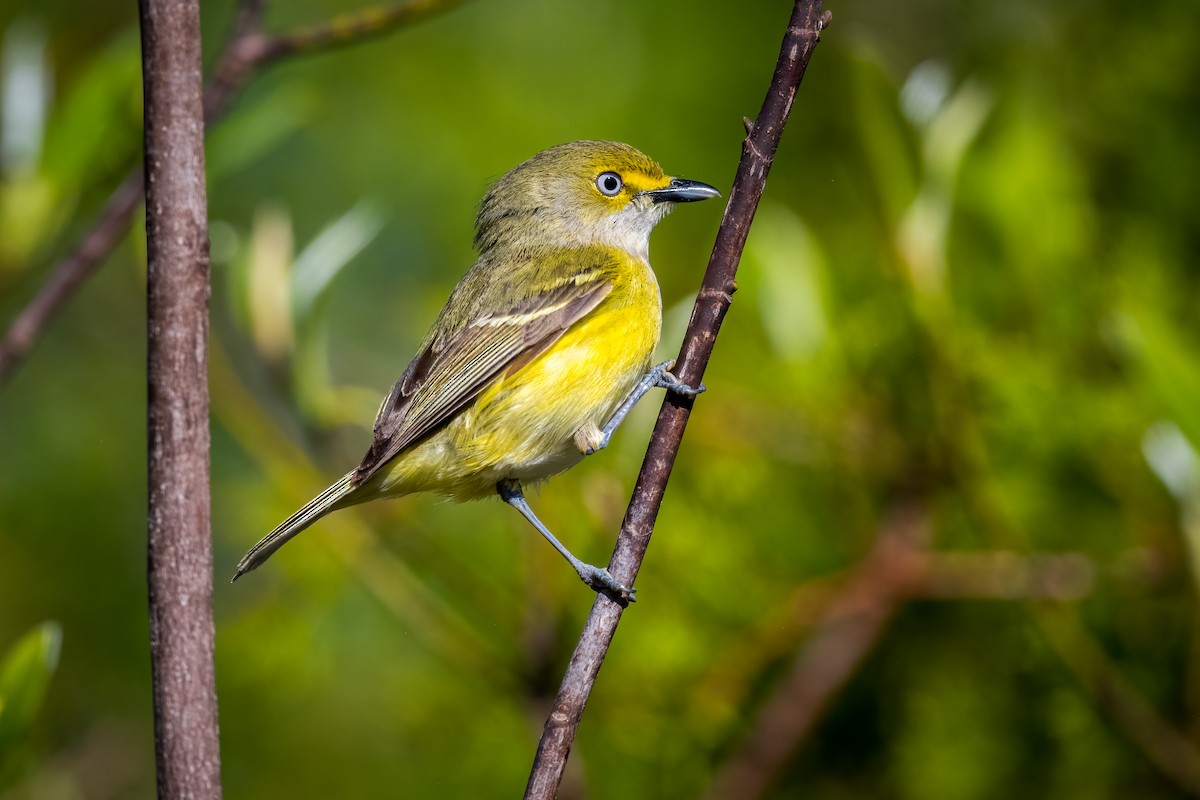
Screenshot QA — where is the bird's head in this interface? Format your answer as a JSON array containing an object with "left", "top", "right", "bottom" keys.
[{"left": 475, "top": 140, "right": 720, "bottom": 259}]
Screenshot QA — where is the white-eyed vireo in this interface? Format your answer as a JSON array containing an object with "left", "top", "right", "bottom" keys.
[{"left": 234, "top": 140, "right": 719, "bottom": 599}]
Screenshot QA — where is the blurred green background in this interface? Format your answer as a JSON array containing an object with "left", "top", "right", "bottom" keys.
[{"left": 2, "top": 0, "right": 1200, "bottom": 797}]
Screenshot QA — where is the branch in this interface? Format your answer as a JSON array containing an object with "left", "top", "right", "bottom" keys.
[
  {"left": 205, "top": 0, "right": 472, "bottom": 120},
  {"left": 0, "top": 174, "right": 142, "bottom": 381},
  {"left": 263, "top": 0, "right": 471, "bottom": 63},
  {"left": 685, "top": 544, "right": 1101, "bottom": 793},
  {"left": 705, "top": 501, "right": 929, "bottom": 800},
  {"left": 1035, "top": 608, "right": 1200, "bottom": 796},
  {"left": 522, "top": 3, "right": 831, "bottom": 797},
  {"left": 140, "top": 0, "right": 221, "bottom": 794},
  {"left": 704, "top": 516, "right": 1100, "bottom": 800},
  {"left": 947, "top": 445, "right": 1200, "bottom": 793},
  {"left": 904, "top": 550, "right": 1095, "bottom": 601},
  {"left": 702, "top": 545, "right": 1101, "bottom": 800},
  {"left": 0, "top": 0, "right": 471, "bottom": 386}
]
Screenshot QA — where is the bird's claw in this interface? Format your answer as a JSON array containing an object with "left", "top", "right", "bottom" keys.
[
  {"left": 580, "top": 564, "right": 637, "bottom": 603},
  {"left": 658, "top": 369, "right": 705, "bottom": 397}
]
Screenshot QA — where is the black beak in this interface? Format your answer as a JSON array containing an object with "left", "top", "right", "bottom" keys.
[{"left": 642, "top": 177, "right": 722, "bottom": 204}]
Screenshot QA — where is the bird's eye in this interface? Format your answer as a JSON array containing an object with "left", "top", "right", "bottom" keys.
[{"left": 595, "top": 171, "right": 623, "bottom": 197}]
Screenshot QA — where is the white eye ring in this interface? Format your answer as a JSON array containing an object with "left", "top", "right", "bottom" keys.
[{"left": 596, "top": 171, "right": 623, "bottom": 197}]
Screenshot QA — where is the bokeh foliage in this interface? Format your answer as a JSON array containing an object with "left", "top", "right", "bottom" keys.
[{"left": 2, "top": 0, "right": 1200, "bottom": 798}]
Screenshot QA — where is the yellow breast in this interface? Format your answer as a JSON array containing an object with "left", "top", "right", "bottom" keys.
[
  {"left": 364, "top": 251, "right": 662, "bottom": 502},
  {"left": 465, "top": 252, "right": 662, "bottom": 473}
]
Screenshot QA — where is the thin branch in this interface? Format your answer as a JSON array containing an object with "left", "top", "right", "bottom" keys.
[
  {"left": 1035, "top": 607, "right": 1200, "bottom": 796},
  {"left": 261, "top": 0, "right": 472, "bottom": 63},
  {"left": 200, "top": 0, "right": 266, "bottom": 121},
  {"left": 140, "top": 0, "right": 221, "bottom": 794},
  {"left": 232, "top": 0, "right": 267, "bottom": 37},
  {"left": 522, "top": 3, "right": 831, "bottom": 798},
  {"left": 948, "top": 440, "right": 1200, "bottom": 793},
  {"left": 684, "top": 544, "right": 1102, "bottom": 787},
  {"left": 0, "top": 174, "right": 142, "bottom": 381},
  {"left": 705, "top": 501, "right": 929, "bottom": 800},
  {"left": 205, "top": 0, "right": 471, "bottom": 120},
  {"left": 701, "top": 546, "right": 1105, "bottom": 800},
  {"left": 905, "top": 550, "right": 1095, "bottom": 602},
  {"left": 0, "top": 0, "right": 471, "bottom": 386}
]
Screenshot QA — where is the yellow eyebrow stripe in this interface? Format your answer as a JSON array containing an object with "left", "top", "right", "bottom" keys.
[{"left": 621, "top": 174, "right": 672, "bottom": 194}]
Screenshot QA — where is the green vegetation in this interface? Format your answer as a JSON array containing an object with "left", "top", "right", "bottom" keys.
[{"left": 1, "top": 0, "right": 1198, "bottom": 797}]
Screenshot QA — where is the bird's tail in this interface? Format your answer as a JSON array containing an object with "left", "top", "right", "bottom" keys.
[{"left": 232, "top": 471, "right": 358, "bottom": 581}]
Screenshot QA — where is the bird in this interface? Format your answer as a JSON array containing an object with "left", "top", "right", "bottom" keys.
[{"left": 233, "top": 140, "right": 720, "bottom": 600}]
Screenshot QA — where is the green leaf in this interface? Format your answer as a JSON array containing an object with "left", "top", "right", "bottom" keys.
[
  {"left": 290, "top": 199, "right": 386, "bottom": 323},
  {"left": 206, "top": 85, "right": 317, "bottom": 182},
  {"left": 743, "top": 203, "right": 829, "bottom": 362},
  {"left": 0, "top": 622, "right": 62, "bottom": 765},
  {"left": 1116, "top": 308, "right": 1200, "bottom": 452}
]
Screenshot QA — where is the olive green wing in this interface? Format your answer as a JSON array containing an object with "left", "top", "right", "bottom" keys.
[{"left": 353, "top": 275, "right": 613, "bottom": 484}]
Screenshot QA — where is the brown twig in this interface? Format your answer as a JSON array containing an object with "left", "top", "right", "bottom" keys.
[
  {"left": 0, "top": 174, "right": 143, "bottom": 381},
  {"left": 522, "top": 3, "right": 830, "bottom": 798},
  {"left": 687, "top": 544, "right": 1101, "bottom": 785},
  {"left": 204, "top": 0, "right": 472, "bottom": 120},
  {"left": 0, "top": 0, "right": 471, "bottom": 386},
  {"left": 260, "top": 0, "right": 471, "bottom": 63},
  {"left": 705, "top": 501, "right": 929, "bottom": 800},
  {"left": 950, "top": 445, "right": 1200, "bottom": 793},
  {"left": 140, "top": 0, "right": 222, "bottom": 795},
  {"left": 1035, "top": 607, "right": 1200, "bottom": 796},
  {"left": 905, "top": 550, "right": 1095, "bottom": 601},
  {"left": 700, "top": 545, "right": 1101, "bottom": 800}
]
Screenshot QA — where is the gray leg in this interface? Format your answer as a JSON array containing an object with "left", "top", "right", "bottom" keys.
[
  {"left": 582, "top": 360, "right": 705, "bottom": 455},
  {"left": 497, "top": 480, "right": 636, "bottom": 602}
]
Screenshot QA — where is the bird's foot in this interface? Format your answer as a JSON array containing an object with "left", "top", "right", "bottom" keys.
[
  {"left": 655, "top": 360, "right": 705, "bottom": 397},
  {"left": 577, "top": 563, "right": 637, "bottom": 603}
]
